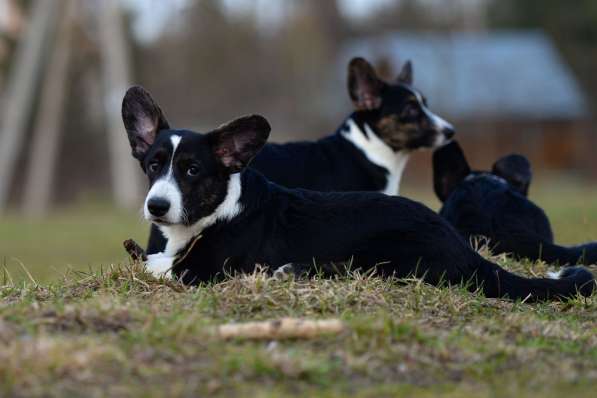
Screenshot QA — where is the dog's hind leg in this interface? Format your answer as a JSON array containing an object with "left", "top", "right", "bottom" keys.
[{"left": 273, "top": 263, "right": 313, "bottom": 280}]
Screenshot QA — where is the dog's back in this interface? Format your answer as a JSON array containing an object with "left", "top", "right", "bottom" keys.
[
  {"left": 250, "top": 134, "right": 388, "bottom": 192},
  {"left": 439, "top": 173, "right": 554, "bottom": 249}
]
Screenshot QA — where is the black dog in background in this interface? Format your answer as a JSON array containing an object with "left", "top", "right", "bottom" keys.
[{"left": 433, "top": 141, "right": 597, "bottom": 265}]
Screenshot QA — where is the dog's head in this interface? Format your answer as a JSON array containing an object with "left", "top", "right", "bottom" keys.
[
  {"left": 491, "top": 154, "right": 531, "bottom": 197},
  {"left": 347, "top": 57, "right": 455, "bottom": 151},
  {"left": 432, "top": 140, "right": 532, "bottom": 203},
  {"left": 122, "top": 86, "right": 270, "bottom": 226}
]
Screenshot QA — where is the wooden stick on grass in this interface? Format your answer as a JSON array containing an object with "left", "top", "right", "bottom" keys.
[
  {"left": 122, "top": 242, "right": 345, "bottom": 339},
  {"left": 214, "top": 317, "right": 345, "bottom": 340}
]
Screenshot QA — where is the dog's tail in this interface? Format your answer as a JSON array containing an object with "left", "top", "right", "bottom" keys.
[
  {"left": 469, "top": 258, "right": 594, "bottom": 301},
  {"left": 566, "top": 242, "right": 597, "bottom": 265},
  {"left": 493, "top": 236, "right": 597, "bottom": 266}
]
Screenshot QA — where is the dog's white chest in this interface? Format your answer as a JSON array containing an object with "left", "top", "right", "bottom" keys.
[{"left": 341, "top": 119, "right": 409, "bottom": 196}]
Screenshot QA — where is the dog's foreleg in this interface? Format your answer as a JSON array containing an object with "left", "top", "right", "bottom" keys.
[{"left": 145, "top": 253, "right": 174, "bottom": 279}]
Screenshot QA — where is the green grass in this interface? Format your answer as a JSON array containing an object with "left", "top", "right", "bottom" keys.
[
  {"left": 0, "top": 178, "right": 597, "bottom": 396},
  {"left": 0, "top": 263, "right": 595, "bottom": 397},
  {"left": 0, "top": 202, "right": 147, "bottom": 283}
]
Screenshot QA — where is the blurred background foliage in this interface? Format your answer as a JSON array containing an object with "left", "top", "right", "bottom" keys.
[{"left": 489, "top": 0, "right": 597, "bottom": 113}]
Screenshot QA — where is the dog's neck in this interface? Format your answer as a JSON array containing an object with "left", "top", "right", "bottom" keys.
[
  {"left": 340, "top": 118, "right": 409, "bottom": 195},
  {"left": 158, "top": 173, "right": 243, "bottom": 256}
]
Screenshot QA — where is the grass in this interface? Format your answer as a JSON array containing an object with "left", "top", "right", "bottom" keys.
[
  {"left": 0, "top": 261, "right": 595, "bottom": 397},
  {"left": 0, "top": 201, "right": 148, "bottom": 283},
  {"left": 1, "top": 177, "right": 597, "bottom": 396}
]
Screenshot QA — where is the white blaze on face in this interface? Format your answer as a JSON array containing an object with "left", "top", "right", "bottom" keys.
[
  {"left": 414, "top": 90, "right": 454, "bottom": 148},
  {"left": 428, "top": 111, "right": 454, "bottom": 147},
  {"left": 144, "top": 135, "right": 184, "bottom": 224}
]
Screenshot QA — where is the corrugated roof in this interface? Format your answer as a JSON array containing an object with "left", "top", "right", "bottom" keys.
[{"left": 339, "top": 30, "right": 589, "bottom": 120}]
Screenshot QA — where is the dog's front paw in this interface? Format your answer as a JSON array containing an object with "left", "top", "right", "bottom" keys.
[
  {"left": 145, "top": 253, "right": 174, "bottom": 279},
  {"left": 273, "top": 263, "right": 296, "bottom": 281}
]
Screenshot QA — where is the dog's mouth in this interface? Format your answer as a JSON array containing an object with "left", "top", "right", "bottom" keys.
[
  {"left": 429, "top": 129, "right": 455, "bottom": 149},
  {"left": 149, "top": 217, "right": 174, "bottom": 226},
  {"left": 435, "top": 135, "right": 454, "bottom": 148}
]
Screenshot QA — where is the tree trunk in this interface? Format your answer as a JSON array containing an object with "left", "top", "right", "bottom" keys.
[
  {"left": 98, "top": 0, "right": 143, "bottom": 209},
  {"left": 22, "top": 0, "right": 76, "bottom": 217},
  {"left": 0, "top": 0, "right": 60, "bottom": 211}
]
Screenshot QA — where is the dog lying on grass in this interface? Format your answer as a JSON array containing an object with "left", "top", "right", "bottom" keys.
[
  {"left": 121, "top": 86, "right": 594, "bottom": 301},
  {"left": 433, "top": 140, "right": 597, "bottom": 265}
]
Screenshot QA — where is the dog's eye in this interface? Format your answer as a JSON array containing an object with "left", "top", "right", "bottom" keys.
[
  {"left": 186, "top": 165, "right": 199, "bottom": 177},
  {"left": 148, "top": 162, "right": 160, "bottom": 173},
  {"left": 402, "top": 104, "right": 419, "bottom": 118}
]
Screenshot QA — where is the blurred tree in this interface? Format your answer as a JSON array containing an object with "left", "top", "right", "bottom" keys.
[
  {"left": 136, "top": 0, "right": 261, "bottom": 124},
  {"left": 489, "top": 0, "right": 597, "bottom": 107},
  {"left": 135, "top": 0, "right": 350, "bottom": 139},
  {"left": 0, "top": 0, "right": 27, "bottom": 90},
  {"left": 306, "top": 0, "right": 347, "bottom": 47},
  {"left": 354, "top": 0, "right": 489, "bottom": 34},
  {"left": 355, "top": 0, "right": 427, "bottom": 33}
]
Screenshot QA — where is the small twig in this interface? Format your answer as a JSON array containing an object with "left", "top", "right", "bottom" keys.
[
  {"left": 213, "top": 317, "right": 345, "bottom": 340},
  {"left": 123, "top": 239, "right": 147, "bottom": 262}
]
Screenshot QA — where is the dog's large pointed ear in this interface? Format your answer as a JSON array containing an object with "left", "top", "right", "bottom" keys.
[
  {"left": 396, "top": 60, "right": 413, "bottom": 85},
  {"left": 492, "top": 154, "right": 532, "bottom": 196},
  {"left": 433, "top": 141, "right": 471, "bottom": 202},
  {"left": 209, "top": 115, "right": 271, "bottom": 173},
  {"left": 121, "top": 86, "right": 170, "bottom": 161},
  {"left": 348, "top": 57, "right": 383, "bottom": 111}
]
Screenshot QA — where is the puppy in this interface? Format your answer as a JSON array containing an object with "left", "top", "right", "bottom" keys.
[{"left": 433, "top": 141, "right": 597, "bottom": 265}]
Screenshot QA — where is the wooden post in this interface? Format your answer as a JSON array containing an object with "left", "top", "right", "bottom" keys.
[
  {"left": 0, "top": 0, "right": 59, "bottom": 211},
  {"left": 21, "top": 0, "right": 76, "bottom": 216},
  {"left": 98, "top": 0, "right": 143, "bottom": 209}
]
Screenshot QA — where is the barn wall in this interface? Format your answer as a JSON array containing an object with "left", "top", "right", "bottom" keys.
[{"left": 403, "top": 118, "right": 595, "bottom": 190}]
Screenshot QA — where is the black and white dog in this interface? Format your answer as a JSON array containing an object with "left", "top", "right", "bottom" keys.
[
  {"left": 252, "top": 57, "right": 454, "bottom": 194},
  {"left": 433, "top": 140, "right": 597, "bottom": 265},
  {"left": 121, "top": 87, "right": 594, "bottom": 301},
  {"left": 145, "top": 57, "right": 454, "bottom": 255}
]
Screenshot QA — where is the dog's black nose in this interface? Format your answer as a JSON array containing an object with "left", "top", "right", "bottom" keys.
[
  {"left": 147, "top": 197, "right": 170, "bottom": 217},
  {"left": 443, "top": 127, "right": 455, "bottom": 140}
]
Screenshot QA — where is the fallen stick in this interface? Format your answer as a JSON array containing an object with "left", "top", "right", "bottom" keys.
[
  {"left": 214, "top": 317, "right": 345, "bottom": 340},
  {"left": 123, "top": 239, "right": 147, "bottom": 262}
]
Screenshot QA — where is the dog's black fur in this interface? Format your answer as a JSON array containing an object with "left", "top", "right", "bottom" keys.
[
  {"left": 146, "top": 57, "right": 454, "bottom": 255},
  {"left": 121, "top": 87, "right": 594, "bottom": 301},
  {"left": 433, "top": 141, "right": 597, "bottom": 265},
  {"left": 249, "top": 132, "right": 389, "bottom": 193},
  {"left": 491, "top": 154, "right": 532, "bottom": 197}
]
